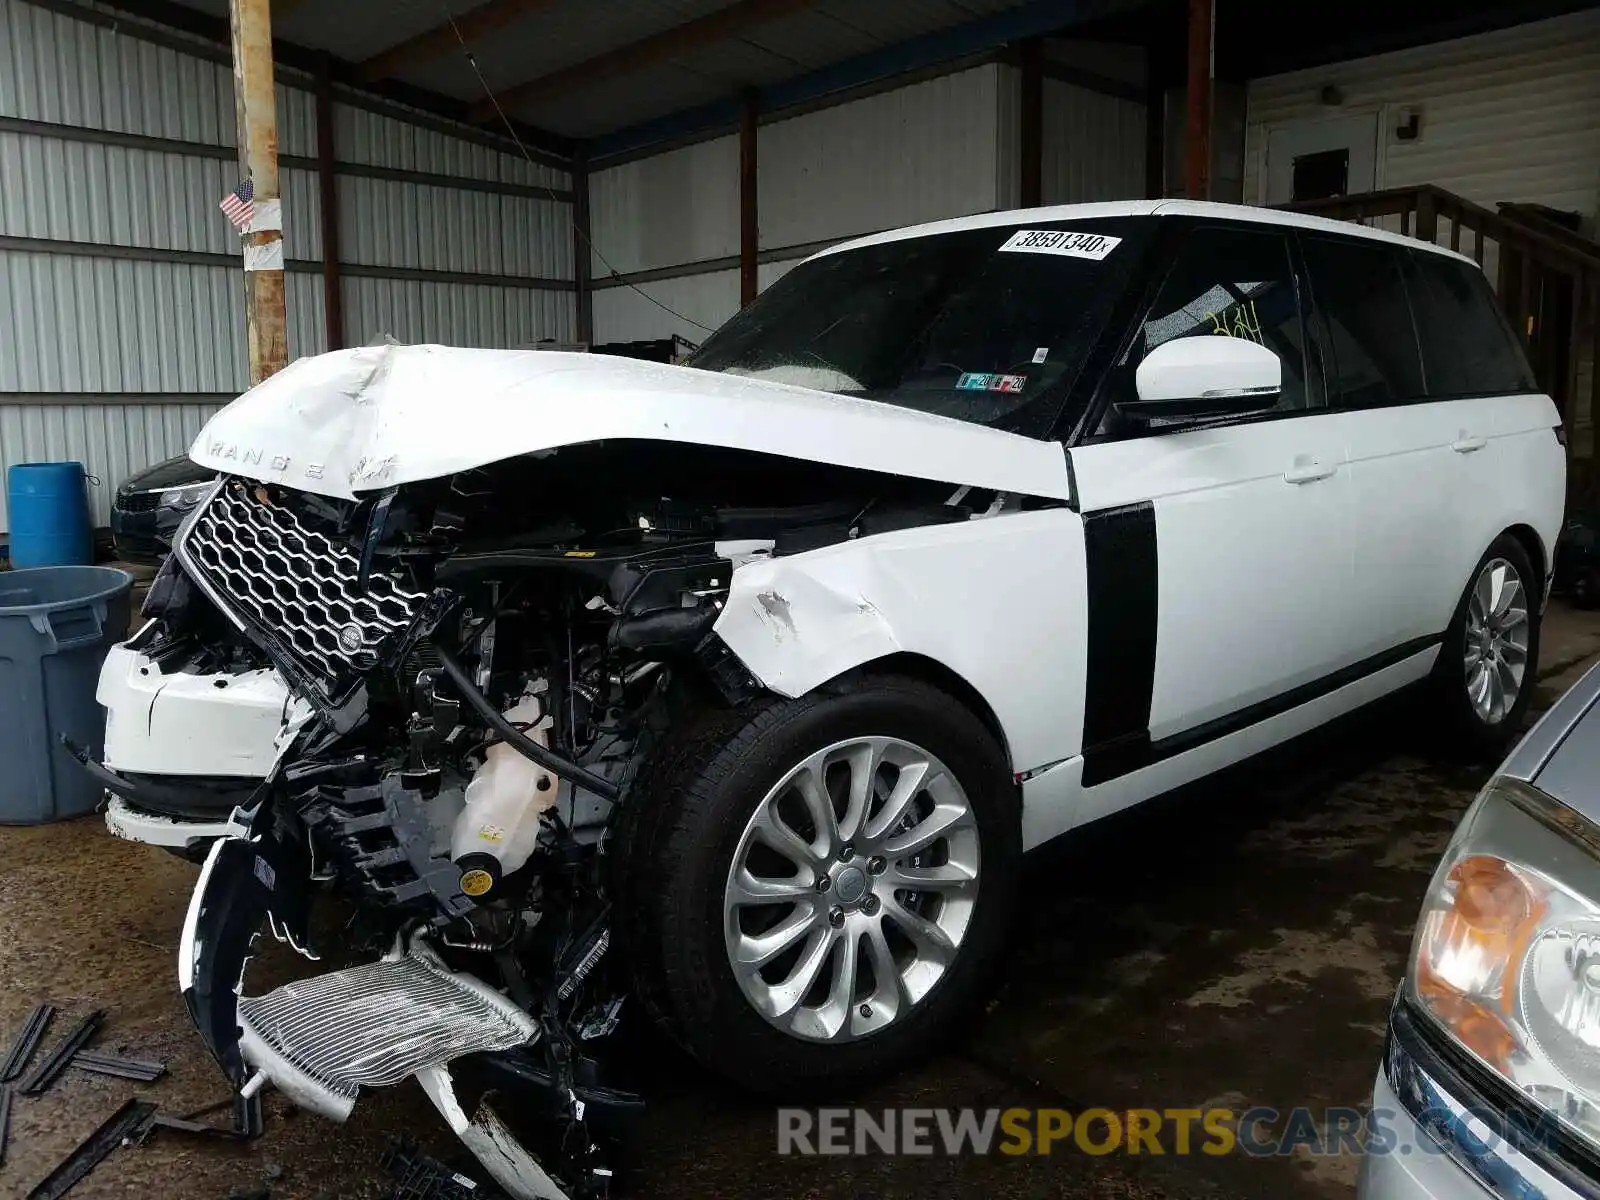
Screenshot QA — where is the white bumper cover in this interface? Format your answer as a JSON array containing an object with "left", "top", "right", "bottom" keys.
[
  {"left": 104, "top": 796, "right": 247, "bottom": 849},
  {"left": 98, "top": 640, "right": 309, "bottom": 778}
]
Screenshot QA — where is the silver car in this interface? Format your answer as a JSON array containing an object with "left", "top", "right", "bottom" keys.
[{"left": 1364, "top": 661, "right": 1600, "bottom": 1198}]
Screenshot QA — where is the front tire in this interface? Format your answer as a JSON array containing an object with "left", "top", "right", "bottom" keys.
[
  {"left": 1434, "top": 535, "right": 1539, "bottom": 752},
  {"left": 617, "top": 674, "right": 1019, "bottom": 1095}
]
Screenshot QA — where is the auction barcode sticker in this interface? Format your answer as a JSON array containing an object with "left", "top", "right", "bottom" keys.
[{"left": 998, "top": 229, "right": 1121, "bottom": 260}]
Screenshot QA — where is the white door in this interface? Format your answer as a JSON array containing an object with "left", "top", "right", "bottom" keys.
[
  {"left": 1067, "top": 223, "right": 1354, "bottom": 798},
  {"left": 1264, "top": 113, "right": 1379, "bottom": 206},
  {"left": 1302, "top": 232, "right": 1555, "bottom": 659}
]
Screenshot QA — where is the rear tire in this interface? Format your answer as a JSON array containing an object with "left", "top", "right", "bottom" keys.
[
  {"left": 1433, "top": 535, "right": 1540, "bottom": 753},
  {"left": 615, "top": 674, "right": 1019, "bottom": 1096}
]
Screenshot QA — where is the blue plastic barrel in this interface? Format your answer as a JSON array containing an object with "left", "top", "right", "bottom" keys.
[{"left": 7, "top": 462, "right": 92, "bottom": 567}]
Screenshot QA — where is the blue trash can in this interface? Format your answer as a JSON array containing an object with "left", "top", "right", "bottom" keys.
[
  {"left": 7, "top": 462, "right": 93, "bottom": 567},
  {"left": 0, "top": 566, "right": 132, "bottom": 824}
]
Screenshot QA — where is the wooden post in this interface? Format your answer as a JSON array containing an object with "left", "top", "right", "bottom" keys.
[
  {"left": 1183, "top": 0, "right": 1212, "bottom": 200},
  {"left": 739, "top": 88, "right": 759, "bottom": 308},
  {"left": 1020, "top": 37, "right": 1043, "bottom": 209},
  {"left": 572, "top": 145, "right": 594, "bottom": 345},
  {"left": 315, "top": 54, "right": 344, "bottom": 352},
  {"left": 229, "top": 0, "right": 287, "bottom": 383},
  {"left": 1414, "top": 189, "right": 1438, "bottom": 245}
]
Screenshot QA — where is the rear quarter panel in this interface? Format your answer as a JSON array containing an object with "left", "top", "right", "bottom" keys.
[{"left": 1487, "top": 393, "right": 1566, "bottom": 597}]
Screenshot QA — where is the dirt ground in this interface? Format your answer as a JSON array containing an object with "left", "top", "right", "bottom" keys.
[{"left": 4, "top": 603, "right": 1600, "bottom": 1200}]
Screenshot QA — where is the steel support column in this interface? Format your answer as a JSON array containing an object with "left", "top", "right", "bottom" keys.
[
  {"left": 739, "top": 88, "right": 759, "bottom": 308},
  {"left": 572, "top": 146, "right": 594, "bottom": 344},
  {"left": 1020, "top": 37, "right": 1044, "bottom": 208},
  {"left": 315, "top": 54, "right": 344, "bottom": 352},
  {"left": 1183, "top": 0, "right": 1212, "bottom": 200}
]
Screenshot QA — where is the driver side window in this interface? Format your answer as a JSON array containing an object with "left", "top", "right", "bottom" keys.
[{"left": 1096, "top": 226, "right": 1311, "bottom": 436}]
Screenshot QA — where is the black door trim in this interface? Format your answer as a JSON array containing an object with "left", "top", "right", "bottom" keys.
[
  {"left": 1081, "top": 631, "right": 1445, "bottom": 787},
  {"left": 1079, "top": 502, "right": 1159, "bottom": 784}
]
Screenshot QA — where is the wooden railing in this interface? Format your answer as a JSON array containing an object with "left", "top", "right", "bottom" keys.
[{"left": 1282, "top": 184, "right": 1600, "bottom": 500}]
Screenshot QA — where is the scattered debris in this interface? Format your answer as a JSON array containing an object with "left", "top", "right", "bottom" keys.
[
  {"left": 25, "top": 1096, "right": 156, "bottom": 1200},
  {"left": 0, "top": 1084, "right": 12, "bottom": 1168},
  {"left": 383, "top": 1138, "right": 503, "bottom": 1200},
  {"left": 19, "top": 1010, "right": 105, "bottom": 1097},
  {"left": 69, "top": 1051, "right": 167, "bottom": 1083},
  {"left": 0, "top": 1005, "right": 55, "bottom": 1083},
  {"left": 134, "top": 1092, "right": 265, "bottom": 1146}
]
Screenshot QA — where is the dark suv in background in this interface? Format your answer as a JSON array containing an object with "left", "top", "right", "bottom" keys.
[{"left": 110, "top": 455, "right": 215, "bottom": 562}]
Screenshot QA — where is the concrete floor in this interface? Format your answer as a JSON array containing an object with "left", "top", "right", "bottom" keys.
[{"left": 5, "top": 603, "right": 1600, "bottom": 1200}]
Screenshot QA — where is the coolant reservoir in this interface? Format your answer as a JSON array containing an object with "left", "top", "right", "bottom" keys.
[{"left": 451, "top": 688, "right": 559, "bottom": 898}]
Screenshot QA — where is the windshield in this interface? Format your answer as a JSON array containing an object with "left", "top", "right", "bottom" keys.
[{"left": 689, "top": 217, "right": 1150, "bottom": 437}]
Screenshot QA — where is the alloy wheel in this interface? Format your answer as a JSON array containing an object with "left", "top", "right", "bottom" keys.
[
  {"left": 1463, "top": 557, "right": 1531, "bottom": 726},
  {"left": 722, "top": 736, "right": 980, "bottom": 1043}
]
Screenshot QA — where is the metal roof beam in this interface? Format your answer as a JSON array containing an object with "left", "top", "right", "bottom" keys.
[
  {"left": 590, "top": 0, "right": 1135, "bottom": 163},
  {"left": 467, "top": 0, "right": 820, "bottom": 121},
  {"left": 65, "top": 0, "right": 576, "bottom": 164},
  {"left": 356, "top": 0, "right": 565, "bottom": 83}
]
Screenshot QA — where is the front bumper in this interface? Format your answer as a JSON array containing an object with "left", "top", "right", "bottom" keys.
[
  {"left": 110, "top": 498, "right": 176, "bottom": 562},
  {"left": 1360, "top": 1069, "right": 1578, "bottom": 1199},
  {"left": 95, "top": 639, "right": 313, "bottom": 846},
  {"left": 105, "top": 795, "right": 247, "bottom": 851},
  {"left": 1362, "top": 1003, "right": 1592, "bottom": 1200},
  {"left": 99, "top": 640, "right": 309, "bottom": 781}
]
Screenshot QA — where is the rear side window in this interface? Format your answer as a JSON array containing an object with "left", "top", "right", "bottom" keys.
[
  {"left": 1405, "top": 252, "right": 1535, "bottom": 396},
  {"left": 1301, "top": 235, "right": 1425, "bottom": 408}
]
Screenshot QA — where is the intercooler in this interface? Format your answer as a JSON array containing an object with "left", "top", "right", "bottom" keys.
[{"left": 236, "top": 949, "right": 539, "bottom": 1121}]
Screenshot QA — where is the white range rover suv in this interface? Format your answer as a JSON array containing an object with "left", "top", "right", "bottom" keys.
[{"left": 87, "top": 201, "right": 1564, "bottom": 1198}]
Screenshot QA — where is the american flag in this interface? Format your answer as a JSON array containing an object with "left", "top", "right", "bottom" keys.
[{"left": 219, "top": 179, "right": 254, "bottom": 233}]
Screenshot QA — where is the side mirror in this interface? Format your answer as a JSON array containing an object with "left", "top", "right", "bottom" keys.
[{"left": 1121, "top": 336, "right": 1281, "bottom": 420}]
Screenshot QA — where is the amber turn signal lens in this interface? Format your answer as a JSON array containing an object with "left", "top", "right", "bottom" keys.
[{"left": 1415, "top": 855, "right": 1545, "bottom": 1070}]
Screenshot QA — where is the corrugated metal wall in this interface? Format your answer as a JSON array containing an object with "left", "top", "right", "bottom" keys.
[
  {"left": 1243, "top": 9, "right": 1600, "bottom": 219},
  {"left": 0, "top": 0, "right": 575, "bottom": 533},
  {"left": 591, "top": 271, "right": 740, "bottom": 346},
  {"left": 590, "top": 135, "right": 739, "bottom": 276},
  {"left": 0, "top": 401, "right": 224, "bottom": 528},
  {"left": 1039, "top": 78, "right": 1147, "bottom": 205},
  {"left": 758, "top": 66, "right": 1011, "bottom": 248},
  {"left": 589, "top": 65, "right": 1019, "bottom": 345}
]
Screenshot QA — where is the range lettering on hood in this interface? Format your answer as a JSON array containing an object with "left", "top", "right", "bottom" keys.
[{"left": 204, "top": 440, "right": 324, "bottom": 480}]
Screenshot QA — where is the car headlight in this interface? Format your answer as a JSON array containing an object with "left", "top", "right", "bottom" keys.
[
  {"left": 1408, "top": 775, "right": 1600, "bottom": 1152},
  {"left": 159, "top": 485, "right": 212, "bottom": 508}
]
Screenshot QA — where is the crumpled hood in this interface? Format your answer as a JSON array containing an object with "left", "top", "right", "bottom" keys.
[{"left": 190, "top": 343, "right": 1071, "bottom": 501}]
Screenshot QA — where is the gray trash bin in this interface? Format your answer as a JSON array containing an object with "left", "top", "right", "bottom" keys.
[{"left": 0, "top": 566, "right": 133, "bottom": 824}]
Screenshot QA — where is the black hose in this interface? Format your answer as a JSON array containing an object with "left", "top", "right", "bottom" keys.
[{"left": 433, "top": 646, "right": 621, "bottom": 801}]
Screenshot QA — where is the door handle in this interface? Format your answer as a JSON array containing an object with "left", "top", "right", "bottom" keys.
[
  {"left": 1284, "top": 455, "right": 1336, "bottom": 485},
  {"left": 1452, "top": 432, "right": 1487, "bottom": 453}
]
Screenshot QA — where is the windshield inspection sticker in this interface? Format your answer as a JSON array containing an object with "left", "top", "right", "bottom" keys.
[
  {"left": 999, "top": 229, "right": 1121, "bottom": 260},
  {"left": 957, "top": 372, "right": 1027, "bottom": 393}
]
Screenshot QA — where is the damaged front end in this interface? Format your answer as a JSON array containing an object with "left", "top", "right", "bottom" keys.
[{"left": 102, "top": 435, "right": 974, "bottom": 1198}]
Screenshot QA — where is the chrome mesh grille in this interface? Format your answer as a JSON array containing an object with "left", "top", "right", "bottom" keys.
[
  {"left": 183, "top": 478, "right": 426, "bottom": 692},
  {"left": 238, "top": 955, "right": 538, "bottom": 1101}
]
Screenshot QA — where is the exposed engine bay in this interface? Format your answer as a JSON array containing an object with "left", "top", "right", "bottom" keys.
[{"left": 89, "top": 439, "right": 986, "bottom": 1198}]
